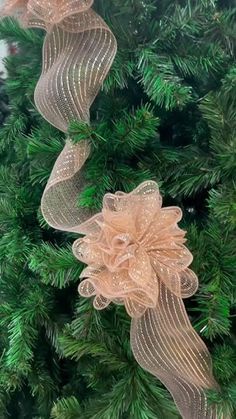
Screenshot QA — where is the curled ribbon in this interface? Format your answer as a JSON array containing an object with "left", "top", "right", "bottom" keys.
[
  {"left": 2, "top": 0, "right": 117, "bottom": 230},
  {"left": 1, "top": 2, "right": 221, "bottom": 418}
]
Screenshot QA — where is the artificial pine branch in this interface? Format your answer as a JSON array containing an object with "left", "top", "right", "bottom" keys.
[{"left": 0, "top": 0, "right": 235, "bottom": 417}]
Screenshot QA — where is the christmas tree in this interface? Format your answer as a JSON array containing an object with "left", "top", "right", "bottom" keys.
[{"left": 0, "top": 0, "right": 235, "bottom": 418}]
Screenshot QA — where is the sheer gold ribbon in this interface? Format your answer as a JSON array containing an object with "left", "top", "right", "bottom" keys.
[
  {"left": 1, "top": 2, "right": 222, "bottom": 418},
  {"left": 73, "top": 181, "right": 220, "bottom": 419},
  {"left": 2, "top": 0, "right": 117, "bottom": 229}
]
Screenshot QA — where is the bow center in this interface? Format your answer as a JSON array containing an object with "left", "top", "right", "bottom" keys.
[
  {"left": 111, "top": 233, "right": 134, "bottom": 250},
  {"left": 101, "top": 233, "right": 138, "bottom": 272}
]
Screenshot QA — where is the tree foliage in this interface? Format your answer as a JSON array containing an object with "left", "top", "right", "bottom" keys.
[{"left": 0, "top": 0, "right": 235, "bottom": 417}]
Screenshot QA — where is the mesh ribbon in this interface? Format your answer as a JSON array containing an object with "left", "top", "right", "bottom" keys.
[
  {"left": 2, "top": 0, "right": 117, "bottom": 229},
  {"left": 1, "top": 2, "right": 222, "bottom": 418},
  {"left": 73, "top": 181, "right": 220, "bottom": 418}
]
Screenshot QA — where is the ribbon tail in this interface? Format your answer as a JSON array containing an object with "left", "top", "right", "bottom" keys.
[
  {"left": 33, "top": 12, "right": 117, "bottom": 231},
  {"left": 130, "top": 281, "right": 219, "bottom": 419},
  {"left": 41, "top": 139, "right": 92, "bottom": 231}
]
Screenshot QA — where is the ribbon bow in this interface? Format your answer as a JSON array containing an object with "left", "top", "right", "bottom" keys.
[
  {"left": 73, "top": 181, "right": 198, "bottom": 317},
  {"left": 1, "top": 0, "right": 94, "bottom": 28},
  {"left": 73, "top": 181, "right": 219, "bottom": 418}
]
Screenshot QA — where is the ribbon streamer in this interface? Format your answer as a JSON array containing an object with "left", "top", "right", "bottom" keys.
[
  {"left": 1, "top": 2, "right": 221, "bottom": 418},
  {"left": 2, "top": 0, "right": 117, "bottom": 229}
]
